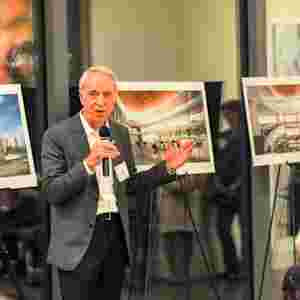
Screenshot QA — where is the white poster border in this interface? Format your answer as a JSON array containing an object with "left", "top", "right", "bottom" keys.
[
  {"left": 0, "top": 84, "right": 37, "bottom": 188},
  {"left": 242, "top": 76, "right": 300, "bottom": 167},
  {"left": 116, "top": 81, "right": 215, "bottom": 174}
]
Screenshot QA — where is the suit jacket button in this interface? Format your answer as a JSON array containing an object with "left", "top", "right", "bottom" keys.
[{"left": 89, "top": 223, "right": 94, "bottom": 228}]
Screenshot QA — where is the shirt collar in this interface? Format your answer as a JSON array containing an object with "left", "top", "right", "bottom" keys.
[{"left": 79, "top": 112, "right": 110, "bottom": 136}]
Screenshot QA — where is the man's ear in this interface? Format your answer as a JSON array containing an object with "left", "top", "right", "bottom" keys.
[{"left": 114, "top": 90, "right": 119, "bottom": 102}]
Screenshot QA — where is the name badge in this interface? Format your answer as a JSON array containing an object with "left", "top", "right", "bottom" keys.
[{"left": 114, "top": 161, "right": 130, "bottom": 182}]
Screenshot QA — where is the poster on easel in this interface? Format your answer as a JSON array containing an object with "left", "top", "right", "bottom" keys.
[
  {"left": 242, "top": 77, "right": 300, "bottom": 166},
  {"left": 114, "top": 81, "right": 215, "bottom": 174},
  {"left": 0, "top": 84, "right": 37, "bottom": 188}
]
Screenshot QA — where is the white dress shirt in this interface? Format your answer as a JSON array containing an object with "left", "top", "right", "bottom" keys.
[{"left": 80, "top": 113, "right": 118, "bottom": 215}]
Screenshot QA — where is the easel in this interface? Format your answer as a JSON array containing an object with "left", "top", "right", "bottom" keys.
[
  {"left": 183, "top": 184, "right": 222, "bottom": 300},
  {"left": 0, "top": 188, "right": 25, "bottom": 300},
  {"left": 258, "top": 162, "right": 298, "bottom": 300},
  {"left": 142, "top": 176, "right": 222, "bottom": 300}
]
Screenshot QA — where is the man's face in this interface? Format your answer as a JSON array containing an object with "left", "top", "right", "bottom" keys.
[{"left": 79, "top": 72, "right": 117, "bottom": 129}]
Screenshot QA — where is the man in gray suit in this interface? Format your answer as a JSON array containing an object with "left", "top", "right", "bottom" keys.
[{"left": 41, "top": 65, "right": 192, "bottom": 300}]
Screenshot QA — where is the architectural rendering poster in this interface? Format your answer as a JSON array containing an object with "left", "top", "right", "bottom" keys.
[
  {"left": 268, "top": 19, "right": 300, "bottom": 77},
  {"left": 0, "top": 0, "right": 34, "bottom": 86},
  {"left": 0, "top": 84, "right": 37, "bottom": 188},
  {"left": 114, "top": 82, "right": 215, "bottom": 174},
  {"left": 242, "top": 77, "right": 300, "bottom": 166}
]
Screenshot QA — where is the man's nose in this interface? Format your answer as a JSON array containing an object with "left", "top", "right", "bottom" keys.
[{"left": 95, "top": 94, "right": 104, "bottom": 105}]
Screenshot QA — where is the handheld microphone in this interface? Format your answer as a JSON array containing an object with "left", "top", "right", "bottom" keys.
[{"left": 98, "top": 126, "right": 112, "bottom": 177}]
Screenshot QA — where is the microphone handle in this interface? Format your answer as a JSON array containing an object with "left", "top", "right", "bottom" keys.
[
  {"left": 100, "top": 137, "right": 114, "bottom": 177},
  {"left": 103, "top": 158, "right": 110, "bottom": 177}
]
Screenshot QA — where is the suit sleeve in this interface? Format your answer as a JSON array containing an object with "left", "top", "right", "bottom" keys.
[{"left": 41, "top": 129, "right": 89, "bottom": 205}]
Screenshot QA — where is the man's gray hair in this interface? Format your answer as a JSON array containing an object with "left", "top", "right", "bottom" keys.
[{"left": 79, "top": 65, "right": 118, "bottom": 90}]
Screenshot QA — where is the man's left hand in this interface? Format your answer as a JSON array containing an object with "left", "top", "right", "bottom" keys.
[{"left": 163, "top": 139, "right": 193, "bottom": 170}]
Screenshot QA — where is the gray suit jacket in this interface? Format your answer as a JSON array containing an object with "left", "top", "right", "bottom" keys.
[{"left": 41, "top": 113, "right": 173, "bottom": 270}]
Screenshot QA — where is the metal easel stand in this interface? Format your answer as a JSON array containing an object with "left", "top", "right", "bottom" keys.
[{"left": 257, "top": 163, "right": 297, "bottom": 300}]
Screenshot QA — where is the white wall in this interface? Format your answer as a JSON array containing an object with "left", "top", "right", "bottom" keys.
[
  {"left": 267, "top": 0, "right": 300, "bottom": 19},
  {"left": 181, "top": 0, "right": 240, "bottom": 98},
  {"left": 90, "top": 0, "right": 240, "bottom": 98},
  {"left": 90, "top": 0, "right": 183, "bottom": 81}
]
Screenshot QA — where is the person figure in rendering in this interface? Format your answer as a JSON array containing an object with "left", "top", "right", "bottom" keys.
[{"left": 41, "top": 65, "right": 193, "bottom": 300}]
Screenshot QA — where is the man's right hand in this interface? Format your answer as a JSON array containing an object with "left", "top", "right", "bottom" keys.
[{"left": 84, "top": 138, "right": 120, "bottom": 172}]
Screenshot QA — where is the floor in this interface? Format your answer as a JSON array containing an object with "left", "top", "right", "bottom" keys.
[{"left": 0, "top": 271, "right": 250, "bottom": 300}]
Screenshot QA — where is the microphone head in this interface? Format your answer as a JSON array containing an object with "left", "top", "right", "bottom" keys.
[{"left": 99, "top": 126, "right": 111, "bottom": 139}]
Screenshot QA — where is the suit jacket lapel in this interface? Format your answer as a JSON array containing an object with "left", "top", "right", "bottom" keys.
[
  {"left": 110, "top": 121, "right": 123, "bottom": 196},
  {"left": 69, "top": 114, "right": 97, "bottom": 187},
  {"left": 69, "top": 114, "right": 90, "bottom": 159},
  {"left": 110, "top": 120, "right": 122, "bottom": 167}
]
